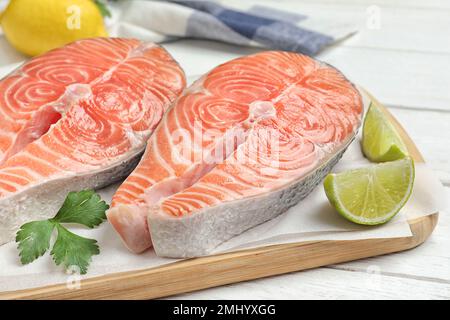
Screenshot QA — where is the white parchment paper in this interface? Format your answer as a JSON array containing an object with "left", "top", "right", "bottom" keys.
[{"left": 0, "top": 131, "right": 446, "bottom": 292}]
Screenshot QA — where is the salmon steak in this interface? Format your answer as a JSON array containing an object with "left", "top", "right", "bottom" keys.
[
  {"left": 0, "top": 38, "right": 185, "bottom": 245},
  {"left": 108, "top": 51, "right": 363, "bottom": 257}
]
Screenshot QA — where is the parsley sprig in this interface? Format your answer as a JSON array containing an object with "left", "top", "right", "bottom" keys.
[{"left": 16, "top": 190, "right": 109, "bottom": 274}]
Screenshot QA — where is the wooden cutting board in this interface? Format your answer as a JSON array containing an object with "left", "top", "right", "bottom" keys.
[{"left": 0, "top": 95, "right": 438, "bottom": 300}]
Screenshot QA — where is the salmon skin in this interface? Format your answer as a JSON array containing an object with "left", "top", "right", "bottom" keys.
[
  {"left": 108, "top": 51, "right": 363, "bottom": 257},
  {"left": 0, "top": 38, "right": 185, "bottom": 245}
]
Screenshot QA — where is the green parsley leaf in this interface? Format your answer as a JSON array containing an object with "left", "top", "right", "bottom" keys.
[
  {"left": 94, "top": 0, "right": 112, "bottom": 18},
  {"left": 15, "top": 190, "right": 108, "bottom": 274},
  {"left": 51, "top": 224, "right": 100, "bottom": 275},
  {"left": 16, "top": 220, "right": 55, "bottom": 265},
  {"left": 52, "top": 190, "right": 109, "bottom": 228}
]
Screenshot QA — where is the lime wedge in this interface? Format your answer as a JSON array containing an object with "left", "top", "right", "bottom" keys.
[
  {"left": 362, "top": 101, "right": 408, "bottom": 162},
  {"left": 323, "top": 157, "right": 414, "bottom": 225}
]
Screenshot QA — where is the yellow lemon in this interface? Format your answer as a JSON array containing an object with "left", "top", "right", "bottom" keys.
[{"left": 0, "top": 0, "right": 108, "bottom": 56}]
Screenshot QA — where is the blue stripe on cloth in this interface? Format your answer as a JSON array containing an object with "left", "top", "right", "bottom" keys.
[
  {"left": 254, "top": 22, "right": 334, "bottom": 56},
  {"left": 216, "top": 9, "right": 276, "bottom": 39},
  {"left": 172, "top": 0, "right": 334, "bottom": 55},
  {"left": 174, "top": 1, "right": 276, "bottom": 39},
  {"left": 186, "top": 11, "right": 252, "bottom": 46}
]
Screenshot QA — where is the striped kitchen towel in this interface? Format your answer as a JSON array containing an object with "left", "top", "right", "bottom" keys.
[{"left": 111, "top": 0, "right": 357, "bottom": 56}]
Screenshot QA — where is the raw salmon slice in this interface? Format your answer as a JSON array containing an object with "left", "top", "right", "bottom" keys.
[
  {"left": 0, "top": 38, "right": 185, "bottom": 245},
  {"left": 109, "top": 51, "right": 363, "bottom": 257}
]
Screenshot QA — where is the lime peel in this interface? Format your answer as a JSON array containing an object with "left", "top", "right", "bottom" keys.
[
  {"left": 324, "top": 157, "right": 415, "bottom": 225},
  {"left": 362, "top": 101, "right": 409, "bottom": 162}
]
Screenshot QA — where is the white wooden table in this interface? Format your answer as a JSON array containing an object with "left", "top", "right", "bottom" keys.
[
  {"left": 0, "top": 0, "right": 449, "bottom": 299},
  {"left": 163, "top": 0, "right": 450, "bottom": 300}
]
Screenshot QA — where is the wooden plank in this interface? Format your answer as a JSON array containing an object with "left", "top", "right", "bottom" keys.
[
  {"left": 0, "top": 100, "right": 439, "bottom": 300},
  {"left": 221, "top": 0, "right": 450, "bottom": 53},
  {"left": 389, "top": 108, "right": 450, "bottom": 184},
  {"left": 169, "top": 266, "right": 450, "bottom": 300},
  {"left": 280, "top": 0, "right": 450, "bottom": 10},
  {"left": 165, "top": 40, "right": 450, "bottom": 112},
  {"left": 215, "top": 0, "right": 450, "bottom": 111},
  {"left": 318, "top": 47, "right": 450, "bottom": 111},
  {"left": 329, "top": 190, "right": 449, "bottom": 281}
]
